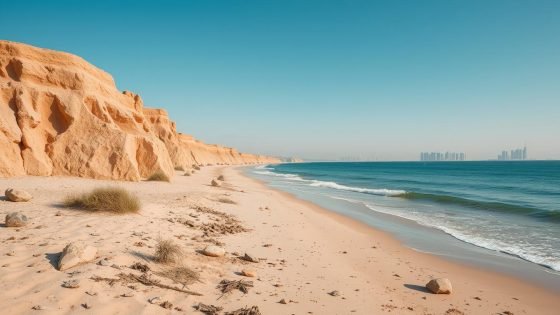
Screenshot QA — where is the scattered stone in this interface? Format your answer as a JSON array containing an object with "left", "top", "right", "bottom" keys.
[
  {"left": 62, "top": 279, "right": 80, "bottom": 288},
  {"left": 98, "top": 258, "right": 111, "bottom": 266},
  {"left": 241, "top": 269, "right": 256, "bottom": 277},
  {"left": 279, "top": 298, "right": 287, "bottom": 304},
  {"left": 5, "top": 189, "right": 32, "bottom": 202},
  {"left": 240, "top": 253, "right": 259, "bottom": 263},
  {"left": 217, "top": 175, "right": 225, "bottom": 181},
  {"left": 160, "top": 301, "right": 173, "bottom": 309},
  {"left": 211, "top": 179, "right": 221, "bottom": 187},
  {"left": 426, "top": 278, "right": 453, "bottom": 294},
  {"left": 58, "top": 242, "right": 97, "bottom": 271},
  {"left": 328, "top": 290, "right": 340, "bottom": 297},
  {"left": 202, "top": 245, "right": 225, "bottom": 257},
  {"left": 5, "top": 212, "right": 29, "bottom": 227},
  {"left": 81, "top": 303, "right": 92, "bottom": 309}
]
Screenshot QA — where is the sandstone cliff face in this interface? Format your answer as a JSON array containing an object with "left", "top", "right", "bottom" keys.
[{"left": 0, "top": 41, "right": 279, "bottom": 180}]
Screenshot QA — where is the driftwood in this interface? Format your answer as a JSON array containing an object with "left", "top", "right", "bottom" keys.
[
  {"left": 195, "top": 303, "right": 223, "bottom": 315},
  {"left": 217, "top": 279, "right": 254, "bottom": 299},
  {"left": 90, "top": 273, "right": 203, "bottom": 296},
  {"left": 225, "top": 306, "right": 262, "bottom": 315}
]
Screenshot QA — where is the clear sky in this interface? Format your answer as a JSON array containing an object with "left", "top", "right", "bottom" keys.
[{"left": 1, "top": 0, "right": 559, "bottom": 160}]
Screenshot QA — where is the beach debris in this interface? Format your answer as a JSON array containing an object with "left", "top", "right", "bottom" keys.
[
  {"left": 195, "top": 303, "right": 223, "bottom": 314},
  {"left": 156, "top": 266, "right": 200, "bottom": 286},
  {"left": 5, "top": 212, "right": 29, "bottom": 227},
  {"left": 328, "top": 290, "right": 340, "bottom": 297},
  {"left": 240, "top": 253, "right": 259, "bottom": 263},
  {"left": 62, "top": 279, "right": 80, "bottom": 288},
  {"left": 202, "top": 245, "right": 226, "bottom": 257},
  {"left": 160, "top": 301, "right": 173, "bottom": 309},
  {"left": 91, "top": 273, "right": 203, "bottom": 296},
  {"left": 81, "top": 303, "right": 92, "bottom": 309},
  {"left": 279, "top": 298, "right": 287, "bottom": 304},
  {"left": 426, "top": 278, "right": 453, "bottom": 294},
  {"left": 5, "top": 189, "right": 32, "bottom": 202},
  {"left": 85, "top": 291, "right": 97, "bottom": 296},
  {"left": 31, "top": 305, "right": 46, "bottom": 311},
  {"left": 58, "top": 242, "right": 97, "bottom": 271},
  {"left": 225, "top": 306, "right": 262, "bottom": 315},
  {"left": 130, "top": 262, "right": 150, "bottom": 273},
  {"left": 263, "top": 244, "right": 273, "bottom": 247},
  {"left": 217, "top": 175, "right": 225, "bottom": 181},
  {"left": 121, "top": 292, "right": 134, "bottom": 297},
  {"left": 241, "top": 269, "right": 256, "bottom": 277},
  {"left": 217, "top": 279, "right": 254, "bottom": 298},
  {"left": 211, "top": 179, "right": 221, "bottom": 187}
]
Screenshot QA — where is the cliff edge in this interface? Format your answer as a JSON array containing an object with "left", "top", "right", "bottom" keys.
[{"left": 0, "top": 40, "right": 279, "bottom": 180}]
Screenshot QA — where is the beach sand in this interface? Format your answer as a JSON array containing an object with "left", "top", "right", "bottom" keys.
[{"left": 1, "top": 166, "right": 558, "bottom": 314}]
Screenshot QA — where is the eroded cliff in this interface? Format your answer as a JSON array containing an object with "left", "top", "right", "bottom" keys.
[{"left": 0, "top": 41, "right": 279, "bottom": 180}]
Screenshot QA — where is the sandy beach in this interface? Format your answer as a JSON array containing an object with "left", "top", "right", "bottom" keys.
[{"left": 1, "top": 165, "right": 558, "bottom": 315}]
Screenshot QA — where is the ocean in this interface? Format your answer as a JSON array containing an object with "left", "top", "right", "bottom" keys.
[{"left": 247, "top": 161, "right": 560, "bottom": 290}]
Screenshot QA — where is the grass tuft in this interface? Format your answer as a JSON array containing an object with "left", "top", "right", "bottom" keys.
[
  {"left": 63, "top": 187, "right": 140, "bottom": 214},
  {"left": 147, "top": 171, "right": 170, "bottom": 182},
  {"left": 154, "top": 239, "right": 183, "bottom": 264}
]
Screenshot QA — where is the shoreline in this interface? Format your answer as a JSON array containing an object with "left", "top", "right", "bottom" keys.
[{"left": 0, "top": 165, "right": 558, "bottom": 314}]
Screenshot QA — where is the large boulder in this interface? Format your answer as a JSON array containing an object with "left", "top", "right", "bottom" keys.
[
  {"left": 5, "top": 212, "right": 29, "bottom": 227},
  {"left": 5, "top": 188, "right": 32, "bottom": 202},
  {"left": 57, "top": 242, "right": 97, "bottom": 271},
  {"left": 426, "top": 278, "right": 452, "bottom": 294}
]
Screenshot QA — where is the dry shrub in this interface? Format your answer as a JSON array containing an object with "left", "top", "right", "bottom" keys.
[
  {"left": 156, "top": 266, "right": 200, "bottom": 286},
  {"left": 217, "top": 197, "right": 236, "bottom": 204},
  {"left": 147, "top": 171, "right": 170, "bottom": 182},
  {"left": 63, "top": 187, "right": 140, "bottom": 214},
  {"left": 154, "top": 239, "right": 183, "bottom": 264}
]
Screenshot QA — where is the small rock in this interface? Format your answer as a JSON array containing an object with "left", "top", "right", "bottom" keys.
[
  {"left": 426, "top": 278, "right": 452, "bottom": 294},
  {"left": 5, "top": 212, "right": 29, "bottom": 227},
  {"left": 241, "top": 269, "right": 256, "bottom": 277},
  {"left": 217, "top": 175, "right": 225, "bottom": 181},
  {"left": 279, "top": 298, "right": 287, "bottom": 304},
  {"left": 160, "top": 301, "right": 173, "bottom": 309},
  {"left": 5, "top": 189, "right": 32, "bottom": 202},
  {"left": 202, "top": 245, "right": 225, "bottom": 257},
  {"left": 211, "top": 179, "right": 221, "bottom": 187},
  {"left": 328, "top": 290, "right": 340, "bottom": 297},
  {"left": 121, "top": 292, "right": 134, "bottom": 297},
  {"left": 62, "top": 279, "right": 80, "bottom": 289},
  {"left": 98, "top": 258, "right": 111, "bottom": 266},
  {"left": 55, "top": 211, "right": 62, "bottom": 216},
  {"left": 81, "top": 303, "right": 91, "bottom": 309},
  {"left": 58, "top": 242, "right": 97, "bottom": 271},
  {"left": 31, "top": 305, "right": 46, "bottom": 311}
]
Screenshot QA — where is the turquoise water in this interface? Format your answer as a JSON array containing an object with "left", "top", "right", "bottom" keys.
[{"left": 248, "top": 161, "right": 560, "bottom": 280}]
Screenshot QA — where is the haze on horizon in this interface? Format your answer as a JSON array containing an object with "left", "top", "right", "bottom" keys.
[{"left": 1, "top": 0, "right": 559, "bottom": 161}]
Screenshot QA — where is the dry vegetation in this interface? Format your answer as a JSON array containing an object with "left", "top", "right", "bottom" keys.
[
  {"left": 156, "top": 266, "right": 200, "bottom": 286},
  {"left": 63, "top": 187, "right": 140, "bottom": 214},
  {"left": 147, "top": 171, "right": 170, "bottom": 182},
  {"left": 154, "top": 238, "right": 183, "bottom": 264}
]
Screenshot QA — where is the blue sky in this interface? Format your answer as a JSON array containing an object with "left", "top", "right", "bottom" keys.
[{"left": 1, "top": 0, "right": 559, "bottom": 160}]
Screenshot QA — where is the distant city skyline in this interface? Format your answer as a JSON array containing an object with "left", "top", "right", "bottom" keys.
[{"left": 1, "top": 1, "right": 559, "bottom": 161}]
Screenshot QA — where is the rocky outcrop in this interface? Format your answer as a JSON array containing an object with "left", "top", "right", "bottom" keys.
[
  {"left": 0, "top": 40, "right": 279, "bottom": 180},
  {"left": 5, "top": 212, "right": 29, "bottom": 227}
]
